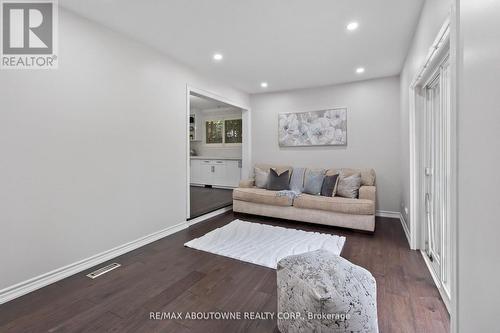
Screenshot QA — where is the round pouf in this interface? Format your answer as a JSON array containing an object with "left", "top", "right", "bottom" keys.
[{"left": 277, "top": 249, "right": 378, "bottom": 333}]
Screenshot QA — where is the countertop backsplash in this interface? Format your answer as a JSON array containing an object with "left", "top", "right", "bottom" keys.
[{"left": 190, "top": 141, "right": 242, "bottom": 159}]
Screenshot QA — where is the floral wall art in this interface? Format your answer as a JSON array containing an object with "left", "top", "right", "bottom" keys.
[{"left": 278, "top": 108, "right": 347, "bottom": 146}]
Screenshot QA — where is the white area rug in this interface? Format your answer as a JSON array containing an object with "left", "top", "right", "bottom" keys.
[{"left": 184, "top": 219, "right": 346, "bottom": 269}]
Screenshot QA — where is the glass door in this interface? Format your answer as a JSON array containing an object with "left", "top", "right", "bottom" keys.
[{"left": 423, "top": 54, "right": 451, "bottom": 300}]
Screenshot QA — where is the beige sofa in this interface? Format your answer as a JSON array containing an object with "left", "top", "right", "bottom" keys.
[{"left": 233, "top": 164, "right": 376, "bottom": 232}]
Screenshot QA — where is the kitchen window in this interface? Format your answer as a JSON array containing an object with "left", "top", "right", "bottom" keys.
[{"left": 205, "top": 118, "right": 242, "bottom": 145}]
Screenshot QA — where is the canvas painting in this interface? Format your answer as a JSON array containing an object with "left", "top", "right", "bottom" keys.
[{"left": 278, "top": 108, "right": 347, "bottom": 146}]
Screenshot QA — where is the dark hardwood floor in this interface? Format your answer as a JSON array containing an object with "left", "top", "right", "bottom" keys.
[
  {"left": 190, "top": 186, "right": 233, "bottom": 219},
  {"left": 0, "top": 212, "right": 449, "bottom": 333}
]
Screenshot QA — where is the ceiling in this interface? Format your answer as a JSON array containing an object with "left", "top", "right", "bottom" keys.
[
  {"left": 189, "top": 95, "right": 233, "bottom": 110},
  {"left": 60, "top": 0, "right": 424, "bottom": 93}
]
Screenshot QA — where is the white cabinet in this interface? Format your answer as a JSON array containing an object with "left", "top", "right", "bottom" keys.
[
  {"left": 190, "top": 159, "right": 202, "bottom": 184},
  {"left": 212, "top": 160, "right": 227, "bottom": 186},
  {"left": 225, "top": 160, "right": 241, "bottom": 187},
  {"left": 190, "top": 159, "right": 241, "bottom": 187},
  {"left": 200, "top": 160, "right": 213, "bottom": 183}
]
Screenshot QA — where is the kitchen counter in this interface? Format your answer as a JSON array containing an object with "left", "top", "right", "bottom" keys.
[{"left": 190, "top": 156, "right": 242, "bottom": 161}]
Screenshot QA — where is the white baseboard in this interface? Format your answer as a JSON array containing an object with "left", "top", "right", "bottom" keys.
[
  {"left": 375, "top": 210, "right": 401, "bottom": 219},
  {"left": 399, "top": 213, "right": 412, "bottom": 249},
  {"left": 187, "top": 206, "right": 232, "bottom": 227},
  {"left": 0, "top": 221, "right": 187, "bottom": 305}
]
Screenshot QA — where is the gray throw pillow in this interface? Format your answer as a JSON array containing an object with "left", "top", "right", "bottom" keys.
[
  {"left": 289, "top": 167, "right": 306, "bottom": 193},
  {"left": 321, "top": 173, "right": 340, "bottom": 197},
  {"left": 267, "top": 169, "right": 290, "bottom": 191},
  {"left": 336, "top": 173, "right": 362, "bottom": 198},
  {"left": 303, "top": 169, "right": 326, "bottom": 195},
  {"left": 254, "top": 168, "right": 269, "bottom": 188}
]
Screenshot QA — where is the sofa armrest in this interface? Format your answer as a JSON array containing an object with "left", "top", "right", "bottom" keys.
[
  {"left": 239, "top": 178, "right": 255, "bottom": 188},
  {"left": 359, "top": 186, "right": 376, "bottom": 202}
]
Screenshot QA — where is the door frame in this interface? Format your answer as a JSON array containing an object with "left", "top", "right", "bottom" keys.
[
  {"left": 408, "top": 18, "right": 456, "bottom": 315},
  {"left": 185, "top": 85, "right": 251, "bottom": 220}
]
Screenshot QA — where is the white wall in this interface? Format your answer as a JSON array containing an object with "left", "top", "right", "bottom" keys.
[
  {"left": 250, "top": 76, "right": 401, "bottom": 212},
  {"left": 399, "top": 0, "right": 451, "bottom": 230},
  {"left": 0, "top": 9, "right": 248, "bottom": 290},
  {"left": 457, "top": 0, "right": 500, "bottom": 331}
]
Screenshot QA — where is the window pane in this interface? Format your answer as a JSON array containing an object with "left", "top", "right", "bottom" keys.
[
  {"left": 206, "top": 120, "right": 223, "bottom": 144},
  {"left": 225, "top": 119, "right": 242, "bottom": 143}
]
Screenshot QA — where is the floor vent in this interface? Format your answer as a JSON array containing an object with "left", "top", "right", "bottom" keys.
[{"left": 86, "top": 263, "right": 121, "bottom": 279}]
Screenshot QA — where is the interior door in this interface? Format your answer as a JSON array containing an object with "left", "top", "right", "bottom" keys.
[
  {"left": 424, "top": 75, "right": 442, "bottom": 279},
  {"left": 423, "top": 54, "right": 451, "bottom": 299}
]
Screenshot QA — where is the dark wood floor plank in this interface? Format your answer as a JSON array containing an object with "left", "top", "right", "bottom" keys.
[
  {"left": 48, "top": 310, "right": 123, "bottom": 333},
  {"left": 190, "top": 186, "right": 233, "bottom": 218},
  {"left": 0, "top": 212, "right": 449, "bottom": 332},
  {"left": 1, "top": 298, "right": 95, "bottom": 333}
]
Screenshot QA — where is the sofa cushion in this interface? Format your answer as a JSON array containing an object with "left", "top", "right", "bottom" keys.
[
  {"left": 293, "top": 194, "right": 375, "bottom": 215},
  {"left": 340, "top": 168, "right": 376, "bottom": 186},
  {"left": 303, "top": 169, "right": 326, "bottom": 195},
  {"left": 359, "top": 186, "right": 376, "bottom": 202},
  {"left": 255, "top": 168, "right": 269, "bottom": 188},
  {"left": 289, "top": 167, "right": 306, "bottom": 193},
  {"left": 336, "top": 173, "right": 362, "bottom": 199},
  {"left": 267, "top": 169, "right": 290, "bottom": 191},
  {"left": 255, "top": 164, "right": 292, "bottom": 179},
  {"left": 233, "top": 188, "right": 293, "bottom": 206},
  {"left": 238, "top": 179, "right": 255, "bottom": 188},
  {"left": 320, "top": 173, "right": 339, "bottom": 197}
]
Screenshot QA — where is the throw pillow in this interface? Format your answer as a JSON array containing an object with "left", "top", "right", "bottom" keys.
[
  {"left": 336, "top": 173, "right": 362, "bottom": 198},
  {"left": 267, "top": 169, "right": 290, "bottom": 191},
  {"left": 254, "top": 168, "right": 269, "bottom": 188},
  {"left": 321, "top": 173, "right": 340, "bottom": 197},
  {"left": 303, "top": 169, "right": 326, "bottom": 195},
  {"left": 289, "top": 167, "right": 306, "bottom": 193}
]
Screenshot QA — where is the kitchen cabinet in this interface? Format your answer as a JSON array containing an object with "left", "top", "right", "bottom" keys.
[
  {"left": 190, "top": 159, "right": 202, "bottom": 184},
  {"left": 212, "top": 160, "right": 227, "bottom": 186},
  {"left": 190, "top": 158, "right": 241, "bottom": 187}
]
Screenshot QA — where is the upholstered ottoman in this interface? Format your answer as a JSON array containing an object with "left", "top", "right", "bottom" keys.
[{"left": 277, "top": 249, "right": 378, "bottom": 333}]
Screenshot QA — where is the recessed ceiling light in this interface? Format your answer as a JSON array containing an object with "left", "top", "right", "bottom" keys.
[
  {"left": 356, "top": 67, "right": 365, "bottom": 74},
  {"left": 260, "top": 82, "right": 268, "bottom": 88},
  {"left": 213, "top": 53, "right": 223, "bottom": 61},
  {"left": 346, "top": 21, "right": 359, "bottom": 31}
]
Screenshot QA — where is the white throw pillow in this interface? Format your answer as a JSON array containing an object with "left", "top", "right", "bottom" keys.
[
  {"left": 254, "top": 168, "right": 269, "bottom": 188},
  {"left": 336, "top": 173, "right": 362, "bottom": 198}
]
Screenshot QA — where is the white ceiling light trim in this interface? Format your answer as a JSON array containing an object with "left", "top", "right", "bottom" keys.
[
  {"left": 213, "top": 53, "right": 223, "bottom": 61},
  {"left": 346, "top": 21, "right": 359, "bottom": 31},
  {"left": 356, "top": 67, "right": 365, "bottom": 74},
  {"left": 260, "top": 82, "right": 268, "bottom": 88}
]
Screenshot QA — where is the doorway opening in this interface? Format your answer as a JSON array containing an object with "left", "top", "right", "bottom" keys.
[{"left": 186, "top": 87, "right": 250, "bottom": 221}]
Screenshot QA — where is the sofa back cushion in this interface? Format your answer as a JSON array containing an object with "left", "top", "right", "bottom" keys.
[
  {"left": 326, "top": 168, "right": 376, "bottom": 186},
  {"left": 255, "top": 164, "right": 292, "bottom": 177},
  {"left": 252, "top": 164, "right": 375, "bottom": 189}
]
